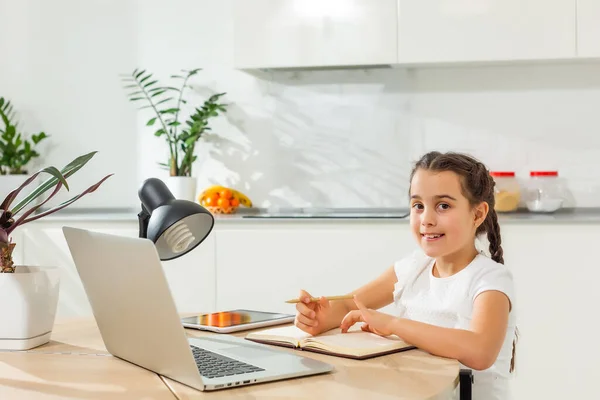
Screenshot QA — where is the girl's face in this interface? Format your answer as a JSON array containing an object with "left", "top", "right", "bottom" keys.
[{"left": 409, "top": 169, "right": 486, "bottom": 259}]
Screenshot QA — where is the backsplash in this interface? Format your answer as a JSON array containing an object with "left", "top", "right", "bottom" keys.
[
  {"left": 2, "top": 0, "right": 600, "bottom": 208},
  {"left": 186, "top": 63, "right": 600, "bottom": 209}
]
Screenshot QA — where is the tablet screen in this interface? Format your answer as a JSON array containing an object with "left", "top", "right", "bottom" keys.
[{"left": 181, "top": 309, "right": 294, "bottom": 328}]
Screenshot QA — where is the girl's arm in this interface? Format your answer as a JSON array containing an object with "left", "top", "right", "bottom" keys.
[
  {"left": 341, "top": 290, "right": 511, "bottom": 371},
  {"left": 348, "top": 265, "right": 398, "bottom": 310},
  {"left": 321, "top": 265, "right": 398, "bottom": 330}
]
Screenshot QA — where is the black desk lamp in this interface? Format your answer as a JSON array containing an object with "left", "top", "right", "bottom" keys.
[{"left": 137, "top": 178, "right": 214, "bottom": 261}]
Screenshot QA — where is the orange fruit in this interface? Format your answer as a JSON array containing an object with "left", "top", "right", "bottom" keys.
[
  {"left": 230, "top": 197, "right": 240, "bottom": 207},
  {"left": 219, "top": 188, "right": 232, "bottom": 199},
  {"left": 202, "top": 193, "right": 219, "bottom": 206},
  {"left": 217, "top": 197, "right": 230, "bottom": 208}
]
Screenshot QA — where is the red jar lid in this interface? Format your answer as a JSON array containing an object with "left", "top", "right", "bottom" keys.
[
  {"left": 530, "top": 171, "right": 558, "bottom": 177},
  {"left": 490, "top": 171, "right": 515, "bottom": 177}
]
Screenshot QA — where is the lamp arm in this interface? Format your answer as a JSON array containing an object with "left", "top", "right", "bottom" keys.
[{"left": 138, "top": 204, "right": 151, "bottom": 239}]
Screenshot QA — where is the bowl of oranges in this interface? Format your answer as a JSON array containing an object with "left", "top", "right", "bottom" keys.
[{"left": 198, "top": 185, "right": 252, "bottom": 215}]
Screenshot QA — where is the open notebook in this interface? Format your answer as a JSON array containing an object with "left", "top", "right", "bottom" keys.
[{"left": 245, "top": 325, "right": 416, "bottom": 360}]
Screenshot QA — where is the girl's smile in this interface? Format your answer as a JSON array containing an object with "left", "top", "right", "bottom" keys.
[{"left": 421, "top": 233, "right": 445, "bottom": 241}]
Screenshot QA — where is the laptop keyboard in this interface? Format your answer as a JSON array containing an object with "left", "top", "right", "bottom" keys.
[{"left": 191, "top": 345, "right": 265, "bottom": 379}]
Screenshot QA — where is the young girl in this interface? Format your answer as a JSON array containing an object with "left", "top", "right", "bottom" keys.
[{"left": 295, "top": 151, "right": 517, "bottom": 400}]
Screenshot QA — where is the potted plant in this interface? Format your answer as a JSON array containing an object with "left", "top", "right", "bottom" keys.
[
  {"left": 121, "top": 68, "right": 227, "bottom": 201},
  {"left": 0, "top": 151, "right": 112, "bottom": 350},
  {"left": 0, "top": 97, "right": 49, "bottom": 202}
]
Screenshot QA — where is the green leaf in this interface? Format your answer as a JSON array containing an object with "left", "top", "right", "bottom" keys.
[
  {"left": 159, "top": 108, "right": 179, "bottom": 114},
  {"left": 185, "top": 136, "right": 197, "bottom": 146},
  {"left": 1, "top": 166, "right": 68, "bottom": 212},
  {"left": 146, "top": 117, "right": 157, "bottom": 126},
  {"left": 155, "top": 98, "right": 172, "bottom": 106},
  {"left": 143, "top": 80, "right": 158, "bottom": 88},
  {"left": 148, "top": 87, "right": 166, "bottom": 93},
  {"left": 12, "top": 174, "right": 114, "bottom": 229},
  {"left": 9, "top": 151, "right": 99, "bottom": 215},
  {"left": 31, "top": 132, "right": 47, "bottom": 144},
  {"left": 151, "top": 90, "right": 167, "bottom": 97},
  {"left": 134, "top": 69, "right": 146, "bottom": 79},
  {"left": 139, "top": 74, "right": 153, "bottom": 84}
]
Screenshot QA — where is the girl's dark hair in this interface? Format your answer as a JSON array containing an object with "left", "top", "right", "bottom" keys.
[{"left": 410, "top": 151, "right": 517, "bottom": 373}]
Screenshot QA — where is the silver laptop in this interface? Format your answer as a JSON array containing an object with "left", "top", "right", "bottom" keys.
[{"left": 62, "top": 226, "right": 333, "bottom": 391}]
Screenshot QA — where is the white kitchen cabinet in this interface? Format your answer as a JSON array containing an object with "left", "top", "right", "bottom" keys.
[
  {"left": 501, "top": 223, "right": 600, "bottom": 400},
  {"left": 18, "top": 220, "right": 216, "bottom": 318},
  {"left": 233, "top": 0, "right": 398, "bottom": 68},
  {"left": 577, "top": 0, "right": 600, "bottom": 57},
  {"left": 398, "top": 0, "right": 576, "bottom": 63},
  {"left": 214, "top": 222, "right": 415, "bottom": 314}
]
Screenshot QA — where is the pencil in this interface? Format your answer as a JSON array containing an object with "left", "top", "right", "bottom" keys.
[{"left": 285, "top": 294, "right": 354, "bottom": 304}]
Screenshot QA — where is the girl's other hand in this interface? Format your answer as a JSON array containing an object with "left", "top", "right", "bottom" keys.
[
  {"left": 340, "top": 295, "right": 397, "bottom": 337},
  {"left": 294, "top": 289, "right": 332, "bottom": 336}
]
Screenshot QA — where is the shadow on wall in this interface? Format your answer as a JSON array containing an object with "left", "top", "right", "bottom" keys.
[
  {"left": 201, "top": 101, "right": 327, "bottom": 208},
  {"left": 199, "top": 68, "right": 412, "bottom": 208}
]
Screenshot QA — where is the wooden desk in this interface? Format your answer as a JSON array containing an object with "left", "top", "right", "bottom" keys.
[
  {"left": 1, "top": 318, "right": 460, "bottom": 400},
  {"left": 0, "top": 352, "right": 173, "bottom": 400}
]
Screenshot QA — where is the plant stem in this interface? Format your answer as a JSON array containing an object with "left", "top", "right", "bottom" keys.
[
  {"left": 172, "top": 73, "right": 194, "bottom": 176},
  {"left": 137, "top": 78, "right": 176, "bottom": 172},
  {"left": 0, "top": 242, "right": 16, "bottom": 273}
]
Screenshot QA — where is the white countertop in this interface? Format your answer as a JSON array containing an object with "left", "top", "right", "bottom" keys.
[{"left": 25, "top": 207, "right": 600, "bottom": 224}]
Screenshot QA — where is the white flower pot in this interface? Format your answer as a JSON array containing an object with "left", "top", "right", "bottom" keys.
[
  {"left": 165, "top": 176, "right": 197, "bottom": 202},
  {"left": 0, "top": 266, "right": 60, "bottom": 350}
]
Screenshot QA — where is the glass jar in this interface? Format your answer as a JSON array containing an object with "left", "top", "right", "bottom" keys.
[
  {"left": 525, "top": 171, "right": 564, "bottom": 213},
  {"left": 490, "top": 171, "right": 521, "bottom": 212}
]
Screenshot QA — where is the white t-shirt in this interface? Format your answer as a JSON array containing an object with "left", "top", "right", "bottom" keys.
[{"left": 392, "top": 250, "right": 517, "bottom": 400}]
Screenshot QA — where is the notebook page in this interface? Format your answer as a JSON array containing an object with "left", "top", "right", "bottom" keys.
[
  {"left": 308, "top": 329, "right": 406, "bottom": 351},
  {"left": 249, "top": 325, "right": 312, "bottom": 341}
]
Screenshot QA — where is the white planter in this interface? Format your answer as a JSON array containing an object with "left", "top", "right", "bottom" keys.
[
  {"left": 0, "top": 266, "right": 60, "bottom": 350},
  {"left": 165, "top": 176, "right": 197, "bottom": 202}
]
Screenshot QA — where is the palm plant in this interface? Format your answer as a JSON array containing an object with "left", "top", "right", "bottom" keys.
[
  {"left": 121, "top": 68, "right": 227, "bottom": 177},
  {"left": 0, "top": 151, "right": 112, "bottom": 273}
]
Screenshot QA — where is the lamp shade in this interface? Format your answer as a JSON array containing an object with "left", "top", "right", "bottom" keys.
[{"left": 138, "top": 178, "right": 214, "bottom": 261}]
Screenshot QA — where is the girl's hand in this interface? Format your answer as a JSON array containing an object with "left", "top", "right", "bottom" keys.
[
  {"left": 294, "top": 289, "right": 332, "bottom": 336},
  {"left": 340, "top": 295, "right": 397, "bottom": 337}
]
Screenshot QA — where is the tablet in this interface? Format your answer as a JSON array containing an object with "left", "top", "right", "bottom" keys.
[{"left": 181, "top": 309, "right": 295, "bottom": 333}]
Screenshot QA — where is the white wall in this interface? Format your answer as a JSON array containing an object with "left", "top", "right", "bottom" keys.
[
  {"left": 0, "top": 0, "right": 139, "bottom": 209},
  {"left": 2, "top": 0, "right": 600, "bottom": 209}
]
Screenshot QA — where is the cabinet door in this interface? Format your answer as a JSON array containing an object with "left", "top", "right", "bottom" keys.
[
  {"left": 398, "top": 0, "right": 576, "bottom": 63},
  {"left": 577, "top": 0, "right": 600, "bottom": 57},
  {"left": 233, "top": 0, "right": 398, "bottom": 68},
  {"left": 501, "top": 223, "right": 600, "bottom": 400},
  {"left": 215, "top": 224, "right": 415, "bottom": 314},
  {"left": 21, "top": 222, "right": 216, "bottom": 317}
]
